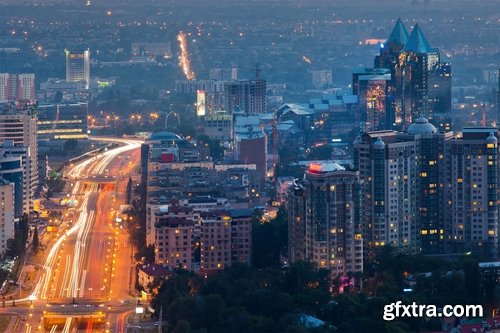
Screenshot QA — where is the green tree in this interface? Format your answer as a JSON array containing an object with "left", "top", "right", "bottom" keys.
[
  {"left": 307, "top": 145, "right": 333, "bottom": 160},
  {"left": 197, "top": 135, "right": 224, "bottom": 161},
  {"left": 32, "top": 226, "right": 40, "bottom": 253},
  {"left": 252, "top": 207, "right": 287, "bottom": 268},
  {"left": 63, "top": 139, "right": 78, "bottom": 154},
  {"left": 172, "top": 319, "right": 191, "bottom": 333},
  {"left": 125, "top": 177, "right": 133, "bottom": 204}
]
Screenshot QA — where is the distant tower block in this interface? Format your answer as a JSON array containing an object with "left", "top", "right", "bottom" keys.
[{"left": 65, "top": 49, "right": 90, "bottom": 89}]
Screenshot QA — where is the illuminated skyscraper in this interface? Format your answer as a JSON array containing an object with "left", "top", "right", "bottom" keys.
[
  {"left": 354, "top": 132, "right": 417, "bottom": 257},
  {"left": 370, "top": 21, "right": 451, "bottom": 130},
  {"left": 374, "top": 18, "right": 409, "bottom": 69},
  {"left": 65, "top": 49, "right": 90, "bottom": 89},
  {"left": 0, "top": 105, "right": 38, "bottom": 215},
  {"left": 407, "top": 117, "right": 448, "bottom": 255},
  {"left": 396, "top": 24, "right": 451, "bottom": 128},
  {"left": 287, "top": 162, "right": 363, "bottom": 276},
  {"left": 443, "top": 129, "right": 499, "bottom": 259},
  {"left": 353, "top": 68, "right": 391, "bottom": 132}
]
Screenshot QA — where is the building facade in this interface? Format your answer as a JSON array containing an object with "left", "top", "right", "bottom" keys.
[
  {"left": 363, "top": 20, "right": 452, "bottom": 130},
  {"left": 0, "top": 180, "right": 15, "bottom": 256},
  {"left": 0, "top": 73, "right": 35, "bottom": 102},
  {"left": 406, "top": 117, "right": 448, "bottom": 254},
  {"left": 443, "top": 129, "right": 499, "bottom": 259},
  {"left": 354, "top": 131, "right": 417, "bottom": 257},
  {"left": 65, "top": 50, "right": 90, "bottom": 89},
  {"left": 395, "top": 24, "right": 451, "bottom": 129},
  {"left": 199, "top": 209, "right": 252, "bottom": 273},
  {"left": 0, "top": 105, "right": 38, "bottom": 215},
  {"left": 354, "top": 70, "right": 392, "bottom": 132},
  {"left": 311, "top": 70, "right": 333, "bottom": 89},
  {"left": 37, "top": 103, "right": 89, "bottom": 150},
  {"left": 224, "top": 79, "right": 267, "bottom": 114},
  {"left": 154, "top": 217, "right": 195, "bottom": 270},
  {"left": 287, "top": 162, "right": 363, "bottom": 276},
  {"left": 0, "top": 150, "right": 24, "bottom": 218}
]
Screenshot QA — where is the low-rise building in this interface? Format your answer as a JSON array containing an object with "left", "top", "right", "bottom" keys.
[{"left": 137, "top": 263, "right": 172, "bottom": 296}]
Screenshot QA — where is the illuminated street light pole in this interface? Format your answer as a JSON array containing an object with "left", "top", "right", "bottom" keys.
[{"left": 165, "top": 111, "right": 180, "bottom": 129}]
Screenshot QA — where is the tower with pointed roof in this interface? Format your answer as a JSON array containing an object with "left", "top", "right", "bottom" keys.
[
  {"left": 396, "top": 24, "right": 451, "bottom": 129},
  {"left": 374, "top": 18, "right": 409, "bottom": 69},
  {"left": 355, "top": 20, "right": 451, "bottom": 132}
]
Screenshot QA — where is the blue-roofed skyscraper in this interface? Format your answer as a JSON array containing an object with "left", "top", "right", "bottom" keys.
[
  {"left": 396, "top": 24, "right": 452, "bottom": 129},
  {"left": 374, "top": 18, "right": 409, "bottom": 69},
  {"left": 365, "top": 21, "right": 452, "bottom": 131}
]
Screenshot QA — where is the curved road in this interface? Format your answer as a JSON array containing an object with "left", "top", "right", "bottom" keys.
[{"left": 11, "top": 137, "right": 142, "bottom": 333}]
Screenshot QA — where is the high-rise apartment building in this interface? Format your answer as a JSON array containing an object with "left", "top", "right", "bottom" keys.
[
  {"left": 287, "top": 162, "right": 363, "bottom": 276},
  {"left": 0, "top": 105, "right": 38, "bottom": 215},
  {"left": 0, "top": 73, "right": 36, "bottom": 102},
  {"left": 443, "top": 129, "right": 499, "bottom": 259},
  {"left": 224, "top": 79, "right": 267, "bottom": 114},
  {"left": 354, "top": 131, "right": 417, "bottom": 257},
  {"left": 0, "top": 149, "right": 24, "bottom": 218},
  {"left": 0, "top": 180, "right": 15, "bottom": 256},
  {"left": 406, "top": 117, "right": 448, "bottom": 254},
  {"left": 354, "top": 118, "right": 500, "bottom": 259},
  {"left": 65, "top": 50, "right": 90, "bottom": 89}
]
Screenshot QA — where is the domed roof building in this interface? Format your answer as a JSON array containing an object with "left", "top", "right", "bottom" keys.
[
  {"left": 407, "top": 116, "right": 437, "bottom": 135},
  {"left": 373, "top": 136, "right": 386, "bottom": 148},
  {"left": 147, "top": 131, "right": 184, "bottom": 143}
]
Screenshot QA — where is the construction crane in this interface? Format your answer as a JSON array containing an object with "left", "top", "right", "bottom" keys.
[{"left": 259, "top": 117, "right": 280, "bottom": 178}]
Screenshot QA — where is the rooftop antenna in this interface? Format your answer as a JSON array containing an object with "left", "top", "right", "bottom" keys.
[{"left": 255, "top": 63, "right": 261, "bottom": 79}]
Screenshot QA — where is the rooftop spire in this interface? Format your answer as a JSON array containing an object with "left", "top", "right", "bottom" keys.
[
  {"left": 402, "top": 23, "right": 435, "bottom": 53},
  {"left": 386, "top": 18, "right": 409, "bottom": 46}
]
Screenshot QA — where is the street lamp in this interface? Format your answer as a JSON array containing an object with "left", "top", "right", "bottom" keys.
[{"left": 165, "top": 111, "right": 180, "bottom": 129}]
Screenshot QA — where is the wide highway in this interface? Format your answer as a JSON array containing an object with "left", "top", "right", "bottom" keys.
[{"left": 12, "top": 137, "right": 142, "bottom": 333}]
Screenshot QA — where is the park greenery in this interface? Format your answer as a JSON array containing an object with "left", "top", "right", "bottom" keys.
[{"left": 6, "top": 215, "right": 29, "bottom": 258}]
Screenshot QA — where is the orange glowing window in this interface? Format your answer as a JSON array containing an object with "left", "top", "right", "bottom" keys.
[{"left": 309, "top": 163, "right": 322, "bottom": 172}]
